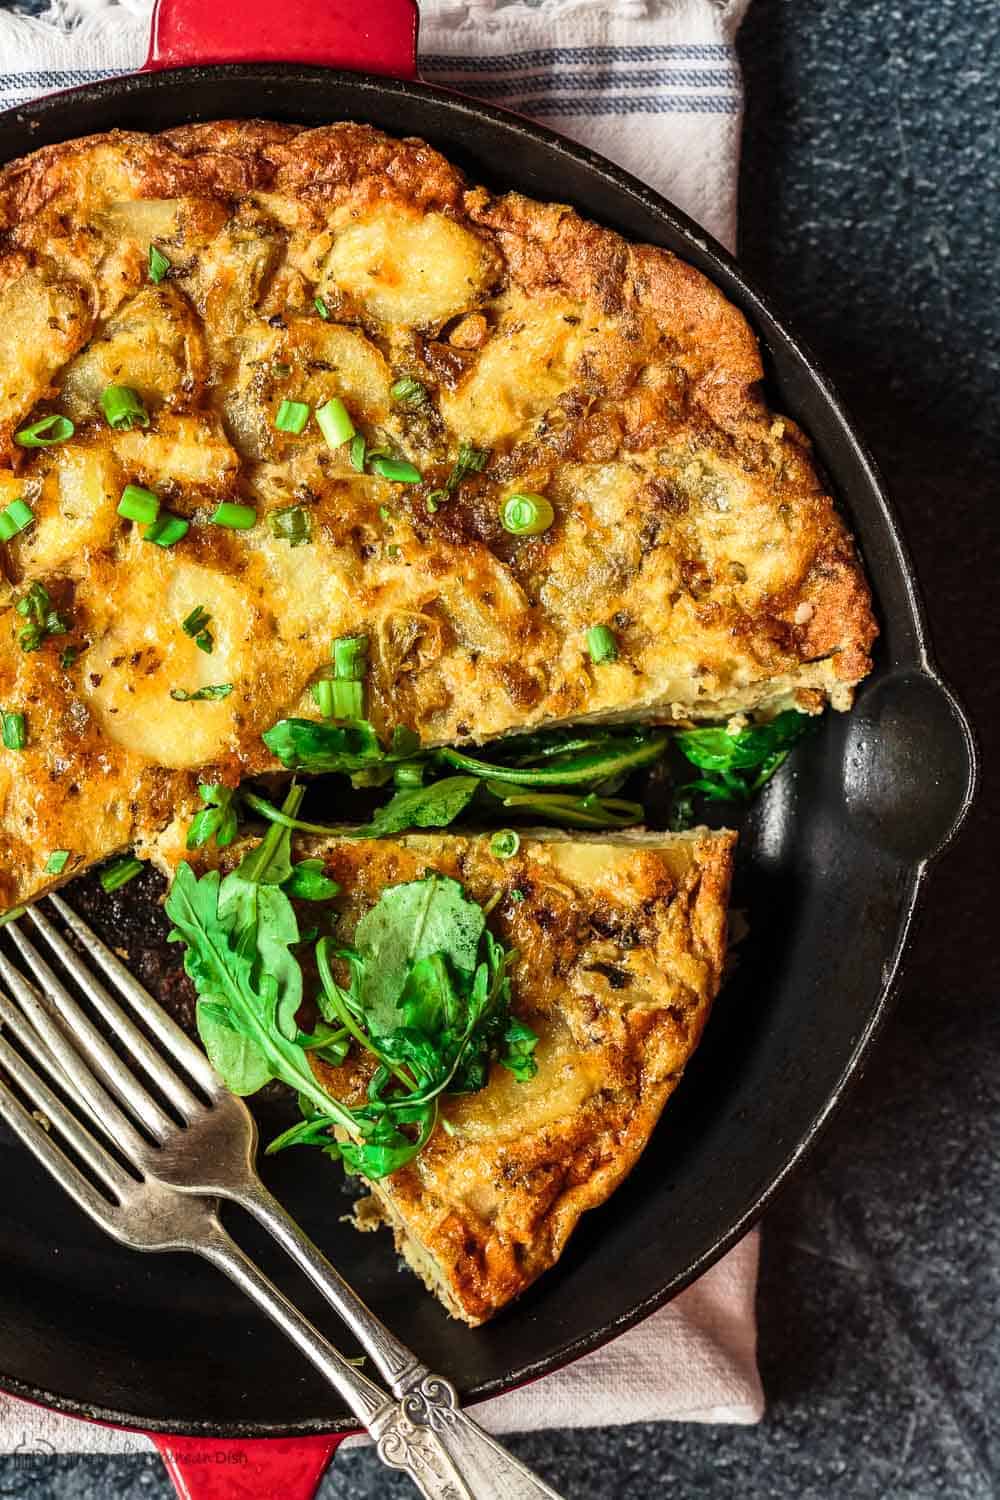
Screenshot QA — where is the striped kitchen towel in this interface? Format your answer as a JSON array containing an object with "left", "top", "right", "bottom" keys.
[
  {"left": 0, "top": 0, "right": 748, "bottom": 249},
  {"left": 0, "top": 0, "right": 762, "bottom": 1454}
]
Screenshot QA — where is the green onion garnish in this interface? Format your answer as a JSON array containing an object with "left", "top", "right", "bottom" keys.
[
  {"left": 59, "top": 644, "right": 78, "bottom": 670},
  {"left": 370, "top": 457, "right": 421, "bottom": 484},
  {"left": 148, "top": 244, "right": 171, "bottom": 284},
  {"left": 14, "top": 414, "right": 74, "bottom": 448},
  {"left": 445, "top": 441, "right": 488, "bottom": 492},
  {"left": 99, "top": 855, "right": 143, "bottom": 892},
  {"left": 316, "top": 397, "right": 355, "bottom": 449},
  {"left": 330, "top": 633, "right": 367, "bottom": 719},
  {"left": 102, "top": 385, "right": 150, "bottom": 431},
  {"left": 390, "top": 377, "right": 427, "bottom": 407},
  {"left": 489, "top": 829, "right": 520, "bottom": 860},
  {"left": 332, "top": 680, "right": 363, "bottom": 718},
  {"left": 144, "top": 513, "right": 189, "bottom": 548},
  {"left": 314, "top": 296, "right": 331, "bottom": 320},
  {"left": 311, "top": 678, "right": 335, "bottom": 718},
  {"left": 586, "top": 624, "right": 618, "bottom": 665},
  {"left": 268, "top": 505, "right": 311, "bottom": 547},
  {"left": 274, "top": 399, "right": 310, "bottom": 435},
  {"left": 425, "top": 490, "right": 446, "bottom": 514},
  {"left": 15, "top": 582, "right": 68, "bottom": 652},
  {"left": 170, "top": 684, "right": 233, "bottom": 702},
  {"left": 500, "top": 493, "right": 554, "bottom": 536},
  {"left": 44, "top": 850, "right": 71, "bottom": 875},
  {"left": 332, "top": 634, "right": 368, "bottom": 680},
  {"left": 210, "top": 502, "right": 256, "bottom": 531},
  {"left": 349, "top": 435, "right": 367, "bottom": 471},
  {"left": 510, "top": 888, "right": 526, "bottom": 903},
  {"left": 117, "top": 483, "right": 160, "bottom": 525},
  {"left": 0, "top": 498, "right": 35, "bottom": 540},
  {"left": 181, "top": 605, "right": 213, "bottom": 654},
  {"left": 1, "top": 711, "right": 26, "bottom": 751}
]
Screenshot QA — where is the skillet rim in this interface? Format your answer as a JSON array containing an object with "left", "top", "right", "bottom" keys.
[{"left": 0, "top": 62, "right": 978, "bottom": 1437}]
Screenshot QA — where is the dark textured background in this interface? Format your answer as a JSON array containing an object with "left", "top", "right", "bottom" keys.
[{"left": 0, "top": 0, "right": 998, "bottom": 1494}]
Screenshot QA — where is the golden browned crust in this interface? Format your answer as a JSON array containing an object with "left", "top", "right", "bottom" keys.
[
  {"left": 294, "top": 827, "right": 735, "bottom": 1324},
  {"left": 0, "top": 122, "right": 875, "bottom": 910}
]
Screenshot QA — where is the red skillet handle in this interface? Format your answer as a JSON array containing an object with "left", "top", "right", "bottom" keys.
[
  {"left": 151, "top": 1432, "right": 351, "bottom": 1500},
  {"left": 144, "top": 0, "right": 419, "bottom": 79}
]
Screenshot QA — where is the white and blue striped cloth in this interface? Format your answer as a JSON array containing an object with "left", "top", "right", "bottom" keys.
[
  {"left": 0, "top": 0, "right": 761, "bottom": 1452},
  {"left": 0, "top": 0, "right": 747, "bottom": 248}
]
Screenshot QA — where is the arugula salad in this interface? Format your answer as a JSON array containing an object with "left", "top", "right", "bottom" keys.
[{"left": 158, "top": 677, "right": 812, "bottom": 1181}]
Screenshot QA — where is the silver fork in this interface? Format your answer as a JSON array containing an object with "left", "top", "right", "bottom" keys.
[{"left": 0, "top": 896, "right": 561, "bottom": 1500}]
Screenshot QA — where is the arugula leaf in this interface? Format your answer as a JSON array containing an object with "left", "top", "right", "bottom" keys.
[
  {"left": 353, "top": 874, "right": 485, "bottom": 1036},
  {"left": 674, "top": 711, "right": 812, "bottom": 777},
  {"left": 671, "top": 711, "right": 814, "bottom": 823},
  {"left": 282, "top": 859, "right": 340, "bottom": 901},
  {"left": 165, "top": 859, "right": 360, "bottom": 1131},
  {"left": 437, "top": 732, "right": 668, "bottom": 788},
  {"left": 263, "top": 717, "right": 390, "bottom": 773},
  {"left": 361, "top": 776, "right": 478, "bottom": 837},
  {"left": 501, "top": 1016, "right": 540, "bottom": 1081},
  {"left": 483, "top": 782, "right": 645, "bottom": 830},
  {"left": 187, "top": 783, "right": 241, "bottom": 850},
  {"left": 242, "top": 775, "right": 479, "bottom": 844}
]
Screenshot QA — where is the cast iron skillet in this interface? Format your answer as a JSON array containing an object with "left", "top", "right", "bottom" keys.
[{"left": 0, "top": 0, "right": 977, "bottom": 1463}]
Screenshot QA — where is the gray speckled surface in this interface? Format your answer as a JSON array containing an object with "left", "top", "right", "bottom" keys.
[{"left": 0, "top": 0, "right": 998, "bottom": 1495}]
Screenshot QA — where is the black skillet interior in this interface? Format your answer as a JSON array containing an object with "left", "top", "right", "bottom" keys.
[{"left": 0, "top": 67, "right": 977, "bottom": 1436}]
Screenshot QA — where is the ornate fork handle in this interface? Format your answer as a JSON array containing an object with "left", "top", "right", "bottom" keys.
[
  {"left": 231, "top": 1180, "right": 562, "bottom": 1498},
  {"left": 195, "top": 1213, "right": 560, "bottom": 1499},
  {"left": 379, "top": 1375, "right": 563, "bottom": 1499}
]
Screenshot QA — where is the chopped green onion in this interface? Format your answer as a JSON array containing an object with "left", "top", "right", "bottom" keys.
[
  {"left": 101, "top": 385, "right": 149, "bottom": 431},
  {"left": 500, "top": 493, "right": 554, "bottom": 536},
  {"left": 44, "top": 850, "right": 71, "bottom": 875},
  {"left": 210, "top": 502, "right": 256, "bottom": 531},
  {"left": 490, "top": 829, "right": 520, "bottom": 860},
  {"left": 170, "top": 684, "right": 233, "bottom": 702},
  {"left": 117, "top": 483, "right": 160, "bottom": 525},
  {"left": 1, "top": 711, "right": 26, "bottom": 751},
  {"left": 510, "top": 888, "right": 526, "bottom": 903},
  {"left": 387, "top": 543, "right": 401, "bottom": 559},
  {"left": 269, "top": 505, "right": 312, "bottom": 547},
  {"left": 15, "top": 582, "right": 68, "bottom": 652},
  {"left": 59, "top": 644, "right": 79, "bottom": 670},
  {"left": 390, "top": 377, "right": 427, "bottom": 407},
  {"left": 182, "top": 605, "right": 210, "bottom": 637},
  {"left": 425, "top": 490, "right": 446, "bottom": 514},
  {"left": 0, "top": 906, "right": 25, "bottom": 927},
  {"left": 330, "top": 633, "right": 367, "bottom": 719},
  {"left": 148, "top": 244, "right": 171, "bottom": 283},
  {"left": 314, "top": 295, "right": 331, "bottom": 320},
  {"left": 316, "top": 397, "right": 356, "bottom": 449},
  {"left": 332, "top": 680, "right": 363, "bottom": 718},
  {"left": 14, "top": 414, "right": 74, "bottom": 448},
  {"left": 144, "top": 512, "right": 189, "bottom": 547},
  {"left": 100, "top": 855, "right": 143, "bottom": 892},
  {"left": 586, "top": 624, "right": 618, "bottom": 665},
  {"left": 181, "top": 605, "right": 213, "bottom": 653},
  {"left": 0, "top": 498, "right": 35, "bottom": 539},
  {"left": 311, "top": 678, "right": 335, "bottom": 718},
  {"left": 332, "top": 634, "right": 368, "bottom": 680},
  {"left": 274, "top": 399, "right": 310, "bottom": 435},
  {"left": 445, "top": 441, "right": 489, "bottom": 492},
  {"left": 349, "top": 435, "right": 366, "bottom": 471},
  {"left": 370, "top": 457, "right": 421, "bottom": 484}
]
